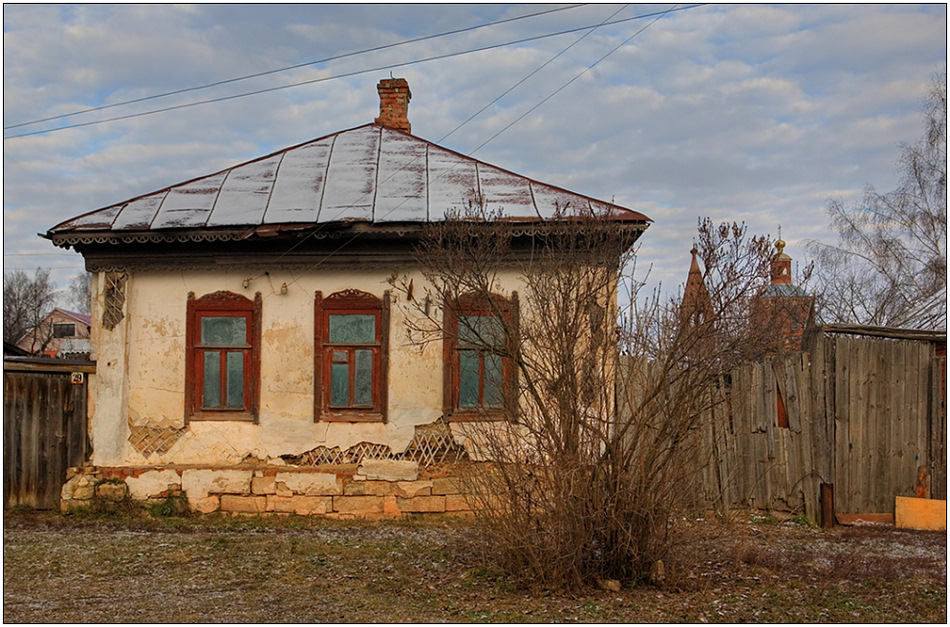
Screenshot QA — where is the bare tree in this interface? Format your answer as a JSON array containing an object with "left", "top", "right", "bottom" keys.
[
  {"left": 809, "top": 75, "right": 947, "bottom": 329},
  {"left": 66, "top": 272, "right": 93, "bottom": 314},
  {"left": 3, "top": 268, "right": 57, "bottom": 352},
  {"left": 390, "top": 209, "right": 773, "bottom": 590}
]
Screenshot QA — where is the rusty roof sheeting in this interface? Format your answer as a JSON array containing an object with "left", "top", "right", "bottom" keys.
[{"left": 49, "top": 124, "right": 650, "bottom": 237}]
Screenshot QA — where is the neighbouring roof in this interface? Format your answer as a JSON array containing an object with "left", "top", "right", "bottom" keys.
[
  {"left": 55, "top": 308, "right": 92, "bottom": 326},
  {"left": 48, "top": 123, "right": 649, "bottom": 247}
]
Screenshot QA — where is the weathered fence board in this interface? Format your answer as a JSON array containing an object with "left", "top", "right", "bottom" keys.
[
  {"left": 694, "top": 332, "right": 945, "bottom": 521},
  {"left": 4, "top": 362, "right": 92, "bottom": 509},
  {"left": 931, "top": 355, "right": 947, "bottom": 499}
]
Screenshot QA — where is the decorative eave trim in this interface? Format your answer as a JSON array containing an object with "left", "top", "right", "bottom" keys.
[{"left": 49, "top": 219, "right": 649, "bottom": 249}]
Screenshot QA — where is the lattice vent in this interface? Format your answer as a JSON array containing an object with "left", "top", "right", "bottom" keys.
[
  {"left": 344, "top": 442, "right": 393, "bottom": 464},
  {"left": 102, "top": 272, "right": 128, "bottom": 331},
  {"left": 400, "top": 418, "right": 468, "bottom": 466},
  {"left": 281, "top": 420, "right": 468, "bottom": 468},
  {"left": 129, "top": 426, "right": 187, "bottom": 457}
]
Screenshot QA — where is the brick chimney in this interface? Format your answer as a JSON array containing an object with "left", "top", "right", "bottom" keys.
[{"left": 375, "top": 78, "right": 412, "bottom": 133}]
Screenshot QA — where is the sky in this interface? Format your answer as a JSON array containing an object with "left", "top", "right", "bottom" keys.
[{"left": 3, "top": 3, "right": 947, "bottom": 306}]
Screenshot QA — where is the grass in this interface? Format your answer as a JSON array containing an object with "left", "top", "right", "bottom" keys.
[{"left": 3, "top": 509, "right": 946, "bottom": 623}]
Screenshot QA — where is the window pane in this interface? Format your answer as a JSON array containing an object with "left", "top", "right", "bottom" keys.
[
  {"left": 328, "top": 314, "right": 375, "bottom": 344},
  {"left": 330, "top": 362, "right": 349, "bottom": 406},
  {"left": 458, "top": 315, "right": 504, "bottom": 348},
  {"left": 483, "top": 353, "right": 503, "bottom": 408},
  {"left": 354, "top": 349, "right": 373, "bottom": 406},
  {"left": 201, "top": 316, "right": 246, "bottom": 346},
  {"left": 226, "top": 351, "right": 244, "bottom": 409},
  {"left": 203, "top": 351, "right": 220, "bottom": 408},
  {"left": 459, "top": 350, "right": 480, "bottom": 408}
]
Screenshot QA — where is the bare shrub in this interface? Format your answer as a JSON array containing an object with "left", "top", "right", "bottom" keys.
[{"left": 391, "top": 208, "right": 773, "bottom": 590}]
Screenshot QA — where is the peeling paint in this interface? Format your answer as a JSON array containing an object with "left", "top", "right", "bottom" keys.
[{"left": 89, "top": 267, "right": 523, "bottom": 469}]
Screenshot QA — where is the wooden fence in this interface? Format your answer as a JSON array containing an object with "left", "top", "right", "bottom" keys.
[
  {"left": 3, "top": 357, "right": 94, "bottom": 509},
  {"left": 698, "top": 330, "right": 946, "bottom": 520}
]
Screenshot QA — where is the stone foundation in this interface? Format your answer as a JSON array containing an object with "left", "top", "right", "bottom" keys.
[{"left": 60, "top": 459, "right": 473, "bottom": 518}]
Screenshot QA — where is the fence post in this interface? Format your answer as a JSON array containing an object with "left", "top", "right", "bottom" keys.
[{"left": 819, "top": 482, "right": 834, "bottom": 527}]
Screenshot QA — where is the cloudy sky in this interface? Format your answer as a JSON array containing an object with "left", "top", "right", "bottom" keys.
[{"left": 3, "top": 3, "right": 947, "bottom": 305}]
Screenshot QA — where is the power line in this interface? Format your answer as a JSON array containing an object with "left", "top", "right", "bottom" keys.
[
  {"left": 4, "top": 4, "right": 586, "bottom": 131},
  {"left": 438, "top": 4, "right": 630, "bottom": 144},
  {"left": 3, "top": 5, "right": 703, "bottom": 140},
  {"left": 470, "top": 5, "right": 680, "bottom": 158},
  {"left": 258, "top": 5, "right": 675, "bottom": 280}
]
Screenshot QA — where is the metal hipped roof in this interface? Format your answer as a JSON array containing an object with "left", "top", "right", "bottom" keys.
[{"left": 48, "top": 124, "right": 649, "bottom": 241}]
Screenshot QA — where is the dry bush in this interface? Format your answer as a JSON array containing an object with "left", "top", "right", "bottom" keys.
[{"left": 391, "top": 208, "right": 773, "bottom": 590}]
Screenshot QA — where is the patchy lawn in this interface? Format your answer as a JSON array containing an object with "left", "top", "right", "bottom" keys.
[{"left": 3, "top": 509, "right": 945, "bottom": 623}]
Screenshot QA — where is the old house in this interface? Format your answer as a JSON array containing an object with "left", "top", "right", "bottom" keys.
[
  {"left": 16, "top": 308, "right": 92, "bottom": 358},
  {"left": 46, "top": 79, "right": 650, "bottom": 515}
]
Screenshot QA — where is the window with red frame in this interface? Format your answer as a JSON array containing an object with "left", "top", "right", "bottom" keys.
[
  {"left": 315, "top": 290, "right": 390, "bottom": 422},
  {"left": 185, "top": 291, "right": 261, "bottom": 423},
  {"left": 443, "top": 292, "right": 518, "bottom": 421}
]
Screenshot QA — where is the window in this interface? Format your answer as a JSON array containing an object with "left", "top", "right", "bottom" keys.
[
  {"left": 185, "top": 291, "right": 261, "bottom": 423},
  {"left": 443, "top": 292, "right": 518, "bottom": 421},
  {"left": 53, "top": 323, "right": 76, "bottom": 338},
  {"left": 315, "top": 289, "right": 389, "bottom": 422}
]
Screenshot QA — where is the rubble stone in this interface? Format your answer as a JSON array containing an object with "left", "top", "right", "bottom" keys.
[
  {"left": 96, "top": 482, "right": 128, "bottom": 501},
  {"left": 220, "top": 495, "right": 266, "bottom": 513},
  {"left": 181, "top": 469, "right": 251, "bottom": 498},
  {"left": 358, "top": 459, "right": 418, "bottom": 482},
  {"left": 396, "top": 495, "right": 445, "bottom": 513},
  {"left": 275, "top": 472, "right": 342, "bottom": 495},
  {"left": 251, "top": 476, "right": 276, "bottom": 495},
  {"left": 394, "top": 480, "right": 433, "bottom": 498},
  {"left": 333, "top": 495, "right": 384, "bottom": 515},
  {"left": 126, "top": 469, "right": 181, "bottom": 500},
  {"left": 267, "top": 495, "right": 332, "bottom": 515}
]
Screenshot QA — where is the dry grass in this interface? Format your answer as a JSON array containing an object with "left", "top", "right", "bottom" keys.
[{"left": 3, "top": 509, "right": 945, "bottom": 623}]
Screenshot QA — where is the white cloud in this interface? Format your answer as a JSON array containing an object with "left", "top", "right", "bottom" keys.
[{"left": 2, "top": 3, "right": 946, "bottom": 305}]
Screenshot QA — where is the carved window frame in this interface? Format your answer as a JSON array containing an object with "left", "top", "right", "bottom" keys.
[
  {"left": 314, "top": 289, "right": 390, "bottom": 423},
  {"left": 443, "top": 292, "right": 519, "bottom": 422},
  {"left": 185, "top": 291, "right": 262, "bottom": 424}
]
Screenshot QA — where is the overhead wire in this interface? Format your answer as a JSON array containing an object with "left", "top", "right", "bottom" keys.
[
  {"left": 469, "top": 4, "right": 680, "bottom": 157},
  {"left": 262, "top": 4, "right": 678, "bottom": 284},
  {"left": 15, "top": 3, "right": 694, "bottom": 284},
  {"left": 3, "top": 5, "right": 703, "bottom": 140},
  {"left": 3, "top": 4, "right": 586, "bottom": 131}
]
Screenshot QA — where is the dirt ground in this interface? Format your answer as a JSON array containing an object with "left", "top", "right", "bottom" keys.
[{"left": 3, "top": 509, "right": 946, "bottom": 623}]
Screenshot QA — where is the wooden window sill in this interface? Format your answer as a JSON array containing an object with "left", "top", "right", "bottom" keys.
[
  {"left": 188, "top": 411, "right": 257, "bottom": 423},
  {"left": 320, "top": 412, "right": 384, "bottom": 423},
  {"left": 446, "top": 411, "right": 509, "bottom": 423}
]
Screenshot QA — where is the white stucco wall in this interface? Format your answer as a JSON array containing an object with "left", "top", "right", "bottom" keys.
[{"left": 89, "top": 267, "right": 522, "bottom": 467}]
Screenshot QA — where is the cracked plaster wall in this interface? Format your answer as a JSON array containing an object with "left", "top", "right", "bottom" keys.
[{"left": 90, "top": 267, "right": 522, "bottom": 468}]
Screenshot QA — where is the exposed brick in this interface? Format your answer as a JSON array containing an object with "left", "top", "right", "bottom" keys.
[
  {"left": 333, "top": 495, "right": 385, "bottom": 515},
  {"left": 397, "top": 495, "right": 446, "bottom": 513},
  {"left": 220, "top": 495, "right": 266, "bottom": 513},
  {"left": 267, "top": 495, "right": 332, "bottom": 515}
]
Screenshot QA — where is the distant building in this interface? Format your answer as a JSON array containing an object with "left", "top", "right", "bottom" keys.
[
  {"left": 751, "top": 239, "right": 814, "bottom": 354},
  {"left": 16, "top": 308, "right": 92, "bottom": 358}
]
